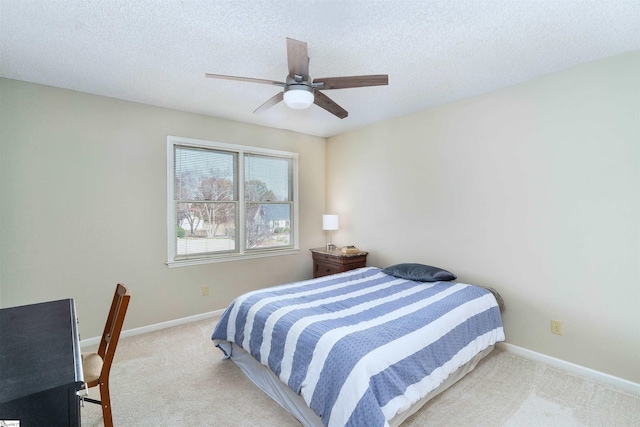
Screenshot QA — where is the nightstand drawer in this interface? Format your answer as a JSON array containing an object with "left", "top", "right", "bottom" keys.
[
  {"left": 315, "top": 254, "right": 345, "bottom": 267},
  {"left": 315, "top": 263, "right": 343, "bottom": 277}
]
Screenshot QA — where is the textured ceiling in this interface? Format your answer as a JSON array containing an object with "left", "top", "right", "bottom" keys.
[{"left": 1, "top": 1, "right": 639, "bottom": 138}]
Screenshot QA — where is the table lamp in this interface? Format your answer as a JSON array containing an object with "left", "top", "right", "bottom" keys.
[{"left": 323, "top": 214, "right": 339, "bottom": 250}]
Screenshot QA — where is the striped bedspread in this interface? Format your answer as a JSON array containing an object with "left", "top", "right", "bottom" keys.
[{"left": 212, "top": 267, "right": 505, "bottom": 427}]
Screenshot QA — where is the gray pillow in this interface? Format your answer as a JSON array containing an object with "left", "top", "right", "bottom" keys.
[{"left": 382, "top": 263, "right": 457, "bottom": 282}]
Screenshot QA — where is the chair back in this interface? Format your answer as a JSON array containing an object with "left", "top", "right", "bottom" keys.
[{"left": 96, "top": 283, "right": 130, "bottom": 378}]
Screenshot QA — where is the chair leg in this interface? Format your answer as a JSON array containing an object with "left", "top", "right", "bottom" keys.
[{"left": 99, "top": 379, "right": 113, "bottom": 427}]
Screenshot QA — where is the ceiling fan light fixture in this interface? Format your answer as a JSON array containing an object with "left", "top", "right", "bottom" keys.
[{"left": 283, "top": 86, "right": 314, "bottom": 109}]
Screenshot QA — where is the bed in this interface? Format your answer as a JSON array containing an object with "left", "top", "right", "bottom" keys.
[{"left": 211, "top": 265, "right": 505, "bottom": 427}]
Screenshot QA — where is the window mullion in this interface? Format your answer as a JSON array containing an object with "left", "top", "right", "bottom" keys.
[{"left": 238, "top": 151, "right": 245, "bottom": 254}]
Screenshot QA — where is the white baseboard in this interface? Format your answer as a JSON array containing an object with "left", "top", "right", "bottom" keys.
[
  {"left": 497, "top": 342, "right": 640, "bottom": 396},
  {"left": 80, "top": 314, "right": 639, "bottom": 397},
  {"left": 80, "top": 308, "right": 225, "bottom": 348}
]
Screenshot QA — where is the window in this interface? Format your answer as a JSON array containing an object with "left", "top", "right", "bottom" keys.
[{"left": 167, "top": 136, "right": 298, "bottom": 267}]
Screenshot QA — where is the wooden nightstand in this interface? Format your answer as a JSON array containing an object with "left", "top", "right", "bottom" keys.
[{"left": 310, "top": 247, "right": 368, "bottom": 278}]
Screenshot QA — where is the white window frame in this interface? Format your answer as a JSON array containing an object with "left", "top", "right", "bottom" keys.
[{"left": 166, "top": 135, "right": 299, "bottom": 268}]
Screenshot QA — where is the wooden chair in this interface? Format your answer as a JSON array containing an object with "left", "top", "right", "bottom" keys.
[{"left": 82, "top": 283, "right": 131, "bottom": 427}]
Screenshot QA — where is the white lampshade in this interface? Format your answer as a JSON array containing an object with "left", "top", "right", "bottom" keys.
[
  {"left": 323, "top": 214, "right": 339, "bottom": 231},
  {"left": 283, "top": 88, "right": 314, "bottom": 109}
]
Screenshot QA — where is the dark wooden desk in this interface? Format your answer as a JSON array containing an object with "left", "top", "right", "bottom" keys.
[{"left": 0, "top": 299, "right": 83, "bottom": 426}]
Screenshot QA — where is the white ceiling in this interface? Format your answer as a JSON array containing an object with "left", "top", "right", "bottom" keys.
[{"left": 1, "top": 1, "right": 639, "bottom": 138}]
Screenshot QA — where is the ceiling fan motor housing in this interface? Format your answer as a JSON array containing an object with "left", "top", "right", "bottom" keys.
[{"left": 283, "top": 84, "right": 314, "bottom": 109}]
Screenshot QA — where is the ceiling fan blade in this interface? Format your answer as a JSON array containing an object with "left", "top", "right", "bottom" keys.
[
  {"left": 313, "top": 74, "right": 388, "bottom": 90},
  {"left": 314, "top": 91, "right": 348, "bottom": 119},
  {"left": 286, "top": 38, "right": 309, "bottom": 81},
  {"left": 205, "top": 73, "right": 285, "bottom": 87},
  {"left": 253, "top": 92, "right": 284, "bottom": 114}
]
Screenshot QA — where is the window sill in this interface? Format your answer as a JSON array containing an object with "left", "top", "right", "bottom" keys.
[{"left": 166, "top": 248, "right": 300, "bottom": 268}]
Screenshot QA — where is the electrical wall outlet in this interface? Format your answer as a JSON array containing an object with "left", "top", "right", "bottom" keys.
[
  {"left": 201, "top": 285, "right": 209, "bottom": 296},
  {"left": 551, "top": 319, "right": 562, "bottom": 335}
]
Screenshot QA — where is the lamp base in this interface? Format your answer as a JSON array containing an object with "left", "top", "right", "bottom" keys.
[{"left": 326, "top": 243, "right": 336, "bottom": 251}]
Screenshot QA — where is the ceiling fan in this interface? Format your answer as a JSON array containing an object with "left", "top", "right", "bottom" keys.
[{"left": 205, "top": 37, "right": 388, "bottom": 119}]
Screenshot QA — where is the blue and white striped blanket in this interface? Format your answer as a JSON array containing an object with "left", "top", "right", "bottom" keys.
[{"left": 212, "top": 267, "right": 504, "bottom": 427}]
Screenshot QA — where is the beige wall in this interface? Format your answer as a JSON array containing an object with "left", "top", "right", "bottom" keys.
[
  {"left": 0, "top": 78, "right": 326, "bottom": 338},
  {"left": 1, "top": 52, "right": 638, "bottom": 384},
  {"left": 326, "top": 52, "right": 640, "bottom": 383}
]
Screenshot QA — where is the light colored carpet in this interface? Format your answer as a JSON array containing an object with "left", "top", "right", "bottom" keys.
[{"left": 81, "top": 318, "right": 640, "bottom": 426}]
